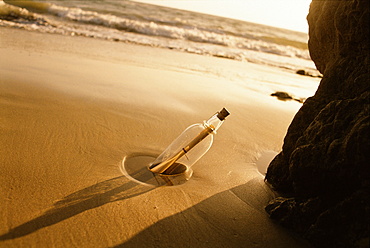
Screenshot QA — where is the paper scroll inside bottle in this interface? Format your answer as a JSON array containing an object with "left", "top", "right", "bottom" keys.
[{"left": 149, "top": 108, "right": 230, "bottom": 175}]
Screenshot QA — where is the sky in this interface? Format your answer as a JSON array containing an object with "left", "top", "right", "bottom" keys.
[{"left": 134, "top": 0, "right": 312, "bottom": 33}]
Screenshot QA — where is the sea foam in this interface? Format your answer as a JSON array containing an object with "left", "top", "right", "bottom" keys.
[{"left": 0, "top": 0, "right": 315, "bottom": 71}]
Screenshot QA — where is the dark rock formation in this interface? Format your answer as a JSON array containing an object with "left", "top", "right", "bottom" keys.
[
  {"left": 265, "top": 0, "right": 370, "bottom": 247},
  {"left": 296, "top": 69, "right": 307, "bottom": 75},
  {"left": 296, "top": 69, "right": 322, "bottom": 78},
  {"left": 271, "top": 91, "right": 305, "bottom": 103},
  {"left": 271, "top": 91, "right": 294, "bottom": 101}
]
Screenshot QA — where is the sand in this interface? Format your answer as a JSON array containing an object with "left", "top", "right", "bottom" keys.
[{"left": 0, "top": 27, "right": 319, "bottom": 247}]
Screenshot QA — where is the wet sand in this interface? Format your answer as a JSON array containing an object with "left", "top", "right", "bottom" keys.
[{"left": 0, "top": 27, "right": 318, "bottom": 247}]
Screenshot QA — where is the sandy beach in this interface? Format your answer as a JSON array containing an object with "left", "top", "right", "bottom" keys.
[{"left": 0, "top": 27, "right": 319, "bottom": 247}]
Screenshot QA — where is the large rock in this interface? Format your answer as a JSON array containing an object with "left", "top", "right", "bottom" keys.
[{"left": 265, "top": 0, "right": 370, "bottom": 247}]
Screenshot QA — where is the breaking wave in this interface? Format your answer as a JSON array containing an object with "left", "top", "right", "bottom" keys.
[{"left": 0, "top": 0, "right": 314, "bottom": 70}]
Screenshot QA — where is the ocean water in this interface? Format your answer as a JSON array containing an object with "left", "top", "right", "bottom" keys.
[{"left": 0, "top": 0, "right": 317, "bottom": 73}]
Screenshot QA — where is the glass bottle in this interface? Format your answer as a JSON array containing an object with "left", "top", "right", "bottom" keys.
[{"left": 148, "top": 108, "right": 230, "bottom": 175}]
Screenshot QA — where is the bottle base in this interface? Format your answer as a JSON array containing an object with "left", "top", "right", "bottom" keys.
[{"left": 121, "top": 154, "right": 193, "bottom": 186}]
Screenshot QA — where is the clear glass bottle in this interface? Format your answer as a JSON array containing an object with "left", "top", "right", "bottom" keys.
[{"left": 148, "top": 108, "right": 230, "bottom": 175}]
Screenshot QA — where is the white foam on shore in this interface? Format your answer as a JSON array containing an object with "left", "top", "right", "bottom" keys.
[{"left": 0, "top": 0, "right": 315, "bottom": 71}]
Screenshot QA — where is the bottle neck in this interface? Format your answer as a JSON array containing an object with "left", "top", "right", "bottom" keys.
[{"left": 205, "top": 113, "right": 224, "bottom": 133}]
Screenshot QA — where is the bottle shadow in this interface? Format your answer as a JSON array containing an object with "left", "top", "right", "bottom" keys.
[{"left": 0, "top": 173, "right": 153, "bottom": 241}]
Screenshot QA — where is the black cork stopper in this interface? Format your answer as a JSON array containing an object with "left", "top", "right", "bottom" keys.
[{"left": 217, "top": 108, "right": 230, "bottom": 120}]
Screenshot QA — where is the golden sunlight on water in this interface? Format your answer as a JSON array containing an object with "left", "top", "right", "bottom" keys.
[{"left": 134, "top": 0, "right": 312, "bottom": 32}]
